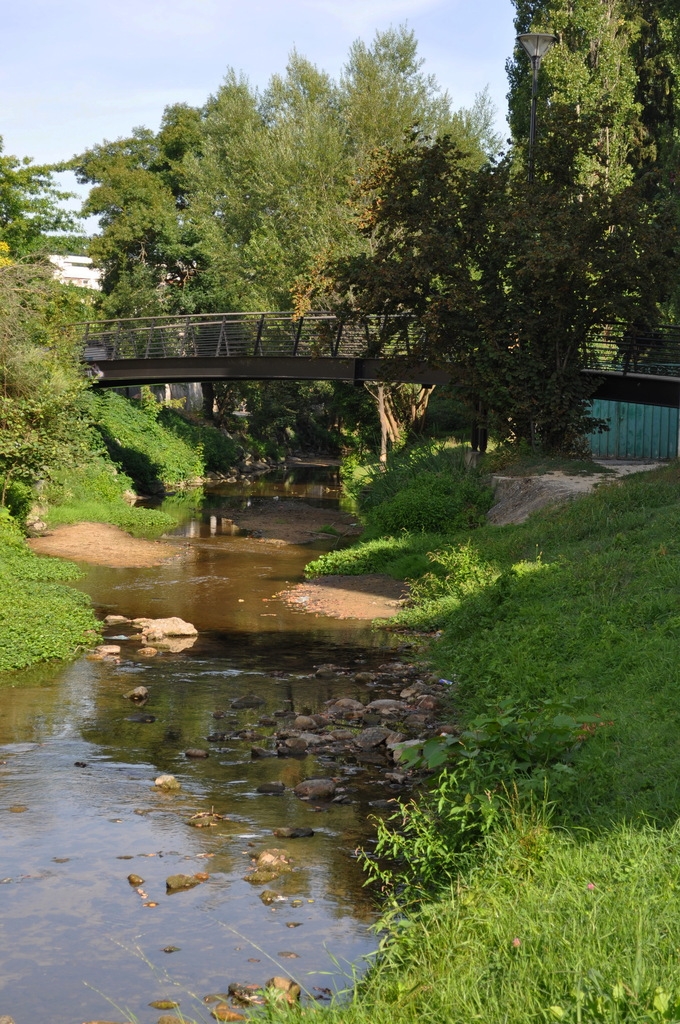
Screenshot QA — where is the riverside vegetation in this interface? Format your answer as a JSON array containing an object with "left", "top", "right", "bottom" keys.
[{"left": 267, "top": 444, "right": 680, "bottom": 1024}]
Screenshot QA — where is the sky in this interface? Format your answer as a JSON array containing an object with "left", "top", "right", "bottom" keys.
[{"left": 3, "top": 0, "right": 517, "bottom": 166}]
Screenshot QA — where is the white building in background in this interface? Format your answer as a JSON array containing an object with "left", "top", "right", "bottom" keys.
[{"left": 49, "top": 254, "right": 102, "bottom": 290}]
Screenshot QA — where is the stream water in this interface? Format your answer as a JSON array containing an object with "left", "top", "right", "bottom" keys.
[{"left": 0, "top": 468, "right": 407, "bottom": 1024}]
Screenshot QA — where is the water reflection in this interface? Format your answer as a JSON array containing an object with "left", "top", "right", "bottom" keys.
[{"left": 0, "top": 469, "right": 398, "bottom": 1024}]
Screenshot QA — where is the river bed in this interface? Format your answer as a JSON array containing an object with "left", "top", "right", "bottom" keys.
[{"left": 0, "top": 468, "right": 408, "bottom": 1024}]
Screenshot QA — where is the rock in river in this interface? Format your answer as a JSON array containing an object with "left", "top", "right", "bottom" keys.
[
  {"left": 292, "top": 715, "right": 317, "bottom": 730},
  {"left": 94, "top": 644, "right": 121, "bottom": 657},
  {"left": 354, "top": 727, "right": 390, "bottom": 749},
  {"left": 155, "top": 774, "right": 181, "bottom": 791},
  {"left": 165, "top": 873, "right": 206, "bottom": 893},
  {"left": 256, "top": 848, "right": 292, "bottom": 871},
  {"left": 133, "top": 616, "right": 197, "bottom": 639},
  {"left": 185, "top": 748, "right": 209, "bottom": 759},
  {"left": 256, "top": 781, "right": 285, "bottom": 794},
  {"left": 294, "top": 778, "right": 336, "bottom": 800},
  {"left": 210, "top": 1005, "right": 245, "bottom": 1022},
  {"left": 266, "top": 976, "right": 301, "bottom": 1004},
  {"left": 364, "top": 699, "right": 408, "bottom": 714},
  {"left": 232, "top": 694, "right": 266, "bottom": 708},
  {"left": 273, "top": 827, "right": 314, "bottom": 839},
  {"left": 124, "top": 686, "right": 149, "bottom": 702}
]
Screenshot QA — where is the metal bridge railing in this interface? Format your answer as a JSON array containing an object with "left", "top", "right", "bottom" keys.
[
  {"left": 71, "top": 311, "right": 421, "bottom": 363},
  {"left": 583, "top": 323, "right": 680, "bottom": 378},
  {"left": 71, "top": 312, "right": 680, "bottom": 381}
]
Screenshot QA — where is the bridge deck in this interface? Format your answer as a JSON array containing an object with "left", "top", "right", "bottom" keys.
[{"left": 69, "top": 312, "right": 680, "bottom": 399}]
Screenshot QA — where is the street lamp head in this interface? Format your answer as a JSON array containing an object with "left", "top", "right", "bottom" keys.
[{"left": 517, "top": 32, "right": 558, "bottom": 62}]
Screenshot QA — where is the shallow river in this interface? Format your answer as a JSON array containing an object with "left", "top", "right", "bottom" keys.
[{"left": 0, "top": 469, "right": 404, "bottom": 1024}]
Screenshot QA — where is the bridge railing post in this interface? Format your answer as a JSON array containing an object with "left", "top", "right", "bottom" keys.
[
  {"left": 254, "top": 314, "right": 265, "bottom": 355},
  {"left": 293, "top": 316, "right": 304, "bottom": 356},
  {"left": 332, "top": 320, "right": 343, "bottom": 357},
  {"left": 145, "top": 319, "right": 156, "bottom": 358},
  {"left": 217, "top": 315, "right": 227, "bottom": 357}
]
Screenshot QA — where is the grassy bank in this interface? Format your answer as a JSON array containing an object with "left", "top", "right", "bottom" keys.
[
  {"left": 298, "top": 819, "right": 680, "bottom": 1024},
  {"left": 296, "top": 453, "right": 680, "bottom": 1023},
  {"left": 0, "top": 510, "right": 99, "bottom": 672},
  {"left": 311, "top": 461, "right": 680, "bottom": 827}
]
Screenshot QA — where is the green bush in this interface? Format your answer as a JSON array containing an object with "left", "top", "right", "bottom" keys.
[
  {"left": 306, "top": 533, "right": 445, "bottom": 580},
  {"left": 368, "top": 470, "right": 492, "bottom": 534}
]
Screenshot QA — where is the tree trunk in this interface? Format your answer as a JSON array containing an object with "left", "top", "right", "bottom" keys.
[{"left": 201, "top": 381, "right": 215, "bottom": 421}]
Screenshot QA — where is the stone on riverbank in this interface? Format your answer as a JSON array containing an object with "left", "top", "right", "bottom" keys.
[
  {"left": 266, "top": 976, "right": 301, "bottom": 1004},
  {"left": 104, "top": 614, "right": 130, "bottom": 625}
]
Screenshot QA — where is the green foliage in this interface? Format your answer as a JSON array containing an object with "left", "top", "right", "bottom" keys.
[
  {"left": 215, "top": 378, "right": 378, "bottom": 455},
  {"left": 74, "top": 27, "right": 497, "bottom": 318},
  {"left": 364, "top": 761, "right": 501, "bottom": 902},
  {"left": 0, "top": 511, "right": 99, "bottom": 671},
  {"left": 0, "top": 259, "right": 93, "bottom": 504},
  {"left": 508, "top": 0, "right": 680, "bottom": 185},
  {"left": 0, "top": 136, "right": 82, "bottom": 255},
  {"left": 43, "top": 461, "right": 176, "bottom": 538},
  {"left": 316, "top": 124, "right": 680, "bottom": 453},
  {"left": 157, "top": 407, "right": 238, "bottom": 471},
  {"left": 85, "top": 390, "right": 204, "bottom": 489},
  {"left": 305, "top": 532, "right": 444, "bottom": 580},
  {"left": 368, "top": 698, "right": 590, "bottom": 905},
  {"left": 368, "top": 471, "right": 492, "bottom": 535}
]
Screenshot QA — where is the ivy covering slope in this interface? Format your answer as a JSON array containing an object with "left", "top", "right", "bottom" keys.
[{"left": 0, "top": 511, "right": 98, "bottom": 672}]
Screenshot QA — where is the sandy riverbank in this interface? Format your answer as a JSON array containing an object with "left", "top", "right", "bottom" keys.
[{"left": 27, "top": 522, "right": 180, "bottom": 568}]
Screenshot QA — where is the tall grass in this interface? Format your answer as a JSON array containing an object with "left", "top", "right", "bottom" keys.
[{"left": 307, "top": 820, "right": 680, "bottom": 1024}]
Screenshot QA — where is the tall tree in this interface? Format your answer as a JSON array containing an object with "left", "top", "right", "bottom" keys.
[
  {"left": 507, "top": 0, "right": 680, "bottom": 186},
  {"left": 74, "top": 106, "right": 203, "bottom": 317},
  {"left": 312, "top": 121, "right": 679, "bottom": 452},
  {"left": 0, "top": 138, "right": 81, "bottom": 256}
]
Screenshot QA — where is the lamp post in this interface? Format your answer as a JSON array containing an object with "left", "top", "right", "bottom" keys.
[{"left": 517, "top": 32, "right": 557, "bottom": 182}]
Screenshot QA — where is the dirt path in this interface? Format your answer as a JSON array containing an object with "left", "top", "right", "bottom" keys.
[
  {"left": 278, "top": 573, "right": 409, "bottom": 620},
  {"left": 27, "top": 522, "right": 180, "bottom": 567},
  {"left": 488, "top": 461, "right": 663, "bottom": 525}
]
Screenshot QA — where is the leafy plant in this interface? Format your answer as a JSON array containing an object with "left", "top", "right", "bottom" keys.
[{"left": 366, "top": 698, "right": 596, "bottom": 904}]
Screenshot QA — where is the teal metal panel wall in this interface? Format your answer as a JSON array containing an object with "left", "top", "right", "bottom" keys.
[{"left": 589, "top": 399, "right": 678, "bottom": 459}]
